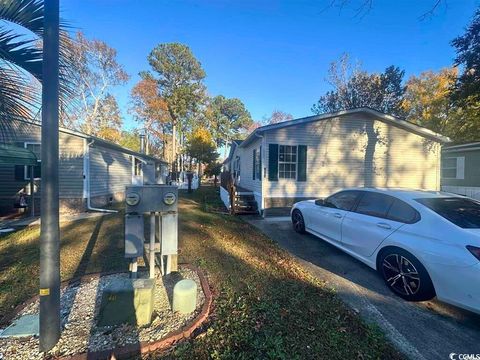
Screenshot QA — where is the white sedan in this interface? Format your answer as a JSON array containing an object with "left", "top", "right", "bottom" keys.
[{"left": 291, "top": 188, "right": 480, "bottom": 314}]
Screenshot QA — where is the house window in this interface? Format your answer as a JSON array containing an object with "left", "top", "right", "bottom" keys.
[
  {"left": 278, "top": 145, "right": 297, "bottom": 179},
  {"left": 442, "top": 157, "right": 465, "bottom": 180},
  {"left": 24, "top": 143, "right": 41, "bottom": 180}
]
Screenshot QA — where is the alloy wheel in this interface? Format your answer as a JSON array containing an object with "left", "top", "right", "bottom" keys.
[
  {"left": 382, "top": 254, "right": 421, "bottom": 296},
  {"left": 292, "top": 212, "right": 304, "bottom": 232}
]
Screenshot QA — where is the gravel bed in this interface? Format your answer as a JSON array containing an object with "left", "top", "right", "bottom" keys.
[{"left": 0, "top": 267, "right": 205, "bottom": 359}]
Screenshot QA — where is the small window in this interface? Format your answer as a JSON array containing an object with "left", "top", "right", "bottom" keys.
[
  {"left": 325, "top": 191, "right": 361, "bottom": 211},
  {"left": 24, "top": 143, "right": 41, "bottom": 180},
  {"left": 355, "top": 192, "right": 395, "bottom": 218},
  {"left": 278, "top": 145, "right": 297, "bottom": 179},
  {"left": 416, "top": 197, "right": 480, "bottom": 228},
  {"left": 387, "top": 200, "right": 419, "bottom": 223},
  {"left": 442, "top": 157, "right": 465, "bottom": 180}
]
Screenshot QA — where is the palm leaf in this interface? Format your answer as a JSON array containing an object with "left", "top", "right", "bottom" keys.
[
  {"left": 0, "top": 0, "right": 76, "bottom": 121},
  {"left": 0, "top": 29, "right": 42, "bottom": 78}
]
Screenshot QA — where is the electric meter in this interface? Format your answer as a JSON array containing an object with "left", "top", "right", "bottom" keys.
[
  {"left": 163, "top": 192, "right": 176, "bottom": 205},
  {"left": 125, "top": 185, "right": 178, "bottom": 212},
  {"left": 125, "top": 192, "right": 141, "bottom": 206}
]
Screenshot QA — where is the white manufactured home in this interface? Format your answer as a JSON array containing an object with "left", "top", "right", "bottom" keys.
[{"left": 221, "top": 108, "right": 450, "bottom": 216}]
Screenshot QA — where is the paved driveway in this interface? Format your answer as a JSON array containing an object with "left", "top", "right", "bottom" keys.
[{"left": 244, "top": 216, "right": 480, "bottom": 360}]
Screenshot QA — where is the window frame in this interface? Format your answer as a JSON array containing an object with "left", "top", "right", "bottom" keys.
[
  {"left": 278, "top": 145, "right": 297, "bottom": 180},
  {"left": 24, "top": 142, "right": 41, "bottom": 181},
  {"left": 442, "top": 156, "right": 465, "bottom": 180},
  {"left": 324, "top": 190, "right": 362, "bottom": 211},
  {"left": 386, "top": 199, "right": 421, "bottom": 224},
  {"left": 351, "top": 191, "right": 420, "bottom": 223}
]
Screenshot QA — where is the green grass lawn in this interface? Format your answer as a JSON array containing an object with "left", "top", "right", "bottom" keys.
[
  {"left": 0, "top": 209, "right": 126, "bottom": 320},
  {"left": 0, "top": 186, "right": 402, "bottom": 359}
]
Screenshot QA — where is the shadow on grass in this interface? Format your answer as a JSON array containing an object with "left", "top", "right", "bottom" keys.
[{"left": 155, "top": 187, "right": 403, "bottom": 359}]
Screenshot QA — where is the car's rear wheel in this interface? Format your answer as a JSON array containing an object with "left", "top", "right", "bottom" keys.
[
  {"left": 292, "top": 210, "right": 306, "bottom": 234},
  {"left": 379, "top": 248, "right": 435, "bottom": 302}
]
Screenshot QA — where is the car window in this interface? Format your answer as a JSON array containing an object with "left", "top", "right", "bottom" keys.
[
  {"left": 355, "top": 192, "right": 395, "bottom": 218},
  {"left": 325, "top": 191, "right": 360, "bottom": 211},
  {"left": 415, "top": 197, "right": 480, "bottom": 228},
  {"left": 387, "top": 199, "right": 419, "bottom": 223}
]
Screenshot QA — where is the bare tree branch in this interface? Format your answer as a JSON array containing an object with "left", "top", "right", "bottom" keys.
[{"left": 322, "top": 0, "right": 448, "bottom": 20}]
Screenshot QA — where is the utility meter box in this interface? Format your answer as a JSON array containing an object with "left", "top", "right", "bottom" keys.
[
  {"left": 125, "top": 185, "right": 178, "bottom": 213},
  {"left": 142, "top": 161, "right": 156, "bottom": 185}
]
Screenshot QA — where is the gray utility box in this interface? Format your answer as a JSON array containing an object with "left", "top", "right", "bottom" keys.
[
  {"left": 142, "top": 161, "right": 157, "bottom": 185},
  {"left": 125, "top": 214, "right": 144, "bottom": 258},
  {"left": 125, "top": 185, "right": 178, "bottom": 213}
]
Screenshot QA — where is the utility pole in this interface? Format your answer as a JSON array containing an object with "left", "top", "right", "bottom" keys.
[{"left": 39, "top": 0, "right": 61, "bottom": 352}]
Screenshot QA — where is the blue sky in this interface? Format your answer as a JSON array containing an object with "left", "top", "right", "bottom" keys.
[{"left": 62, "top": 0, "right": 479, "bottom": 129}]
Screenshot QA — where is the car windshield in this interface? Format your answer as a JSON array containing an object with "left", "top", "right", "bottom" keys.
[{"left": 415, "top": 197, "right": 480, "bottom": 228}]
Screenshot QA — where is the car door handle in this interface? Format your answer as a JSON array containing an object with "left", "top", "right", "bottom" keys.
[
  {"left": 377, "top": 222, "right": 391, "bottom": 230},
  {"left": 333, "top": 213, "right": 343, "bottom": 218}
]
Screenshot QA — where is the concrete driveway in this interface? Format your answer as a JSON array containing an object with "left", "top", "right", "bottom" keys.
[{"left": 244, "top": 216, "right": 480, "bottom": 360}]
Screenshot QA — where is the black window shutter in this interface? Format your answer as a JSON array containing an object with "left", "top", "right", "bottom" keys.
[
  {"left": 298, "top": 145, "right": 307, "bottom": 182},
  {"left": 259, "top": 146, "right": 262, "bottom": 180},
  {"left": 14, "top": 142, "right": 25, "bottom": 181},
  {"left": 14, "top": 165, "right": 25, "bottom": 181},
  {"left": 252, "top": 149, "right": 256, "bottom": 180},
  {"left": 268, "top": 144, "right": 278, "bottom": 181}
]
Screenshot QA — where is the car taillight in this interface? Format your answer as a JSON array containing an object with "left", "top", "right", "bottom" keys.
[{"left": 466, "top": 245, "right": 480, "bottom": 261}]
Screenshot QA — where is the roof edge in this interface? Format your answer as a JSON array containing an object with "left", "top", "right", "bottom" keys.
[
  {"left": 6, "top": 117, "right": 167, "bottom": 164},
  {"left": 239, "top": 108, "right": 451, "bottom": 147}
]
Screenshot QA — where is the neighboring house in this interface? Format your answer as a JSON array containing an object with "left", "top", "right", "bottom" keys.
[
  {"left": 221, "top": 108, "right": 450, "bottom": 216},
  {"left": 222, "top": 139, "right": 243, "bottom": 183},
  {"left": 0, "top": 118, "right": 168, "bottom": 215},
  {"left": 441, "top": 142, "right": 480, "bottom": 200}
]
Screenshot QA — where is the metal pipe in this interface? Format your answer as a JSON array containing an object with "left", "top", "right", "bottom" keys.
[
  {"left": 140, "top": 133, "right": 145, "bottom": 154},
  {"left": 149, "top": 213, "right": 155, "bottom": 279},
  {"left": 84, "top": 139, "right": 117, "bottom": 213},
  {"left": 39, "top": 0, "right": 61, "bottom": 351}
]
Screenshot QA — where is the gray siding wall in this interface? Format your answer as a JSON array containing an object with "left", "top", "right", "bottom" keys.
[
  {"left": 262, "top": 114, "right": 441, "bottom": 199},
  {"left": 0, "top": 120, "right": 84, "bottom": 209},
  {"left": 237, "top": 138, "right": 262, "bottom": 194},
  {"left": 90, "top": 144, "right": 132, "bottom": 197},
  {"left": 441, "top": 149, "right": 480, "bottom": 187}
]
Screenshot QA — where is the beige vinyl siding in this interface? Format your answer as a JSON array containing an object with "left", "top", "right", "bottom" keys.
[
  {"left": 0, "top": 120, "right": 84, "bottom": 202},
  {"left": 264, "top": 114, "right": 441, "bottom": 198},
  {"left": 90, "top": 145, "right": 132, "bottom": 197},
  {"left": 237, "top": 138, "right": 262, "bottom": 193}
]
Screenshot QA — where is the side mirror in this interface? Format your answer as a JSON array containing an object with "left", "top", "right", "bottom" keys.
[{"left": 315, "top": 199, "right": 325, "bottom": 206}]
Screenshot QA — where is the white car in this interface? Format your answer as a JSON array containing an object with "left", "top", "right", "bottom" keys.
[{"left": 291, "top": 188, "right": 480, "bottom": 314}]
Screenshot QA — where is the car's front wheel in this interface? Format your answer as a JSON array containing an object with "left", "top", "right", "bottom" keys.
[
  {"left": 292, "top": 209, "right": 306, "bottom": 234},
  {"left": 379, "top": 248, "right": 435, "bottom": 302}
]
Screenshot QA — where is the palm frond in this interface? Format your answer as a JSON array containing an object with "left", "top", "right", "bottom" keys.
[
  {"left": 0, "top": 66, "right": 40, "bottom": 115},
  {"left": 0, "top": 0, "right": 77, "bottom": 121},
  {"left": 0, "top": 29, "right": 42, "bottom": 78},
  {"left": 0, "top": 0, "right": 44, "bottom": 37}
]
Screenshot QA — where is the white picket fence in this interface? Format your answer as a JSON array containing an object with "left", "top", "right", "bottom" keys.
[{"left": 173, "top": 172, "right": 199, "bottom": 190}]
